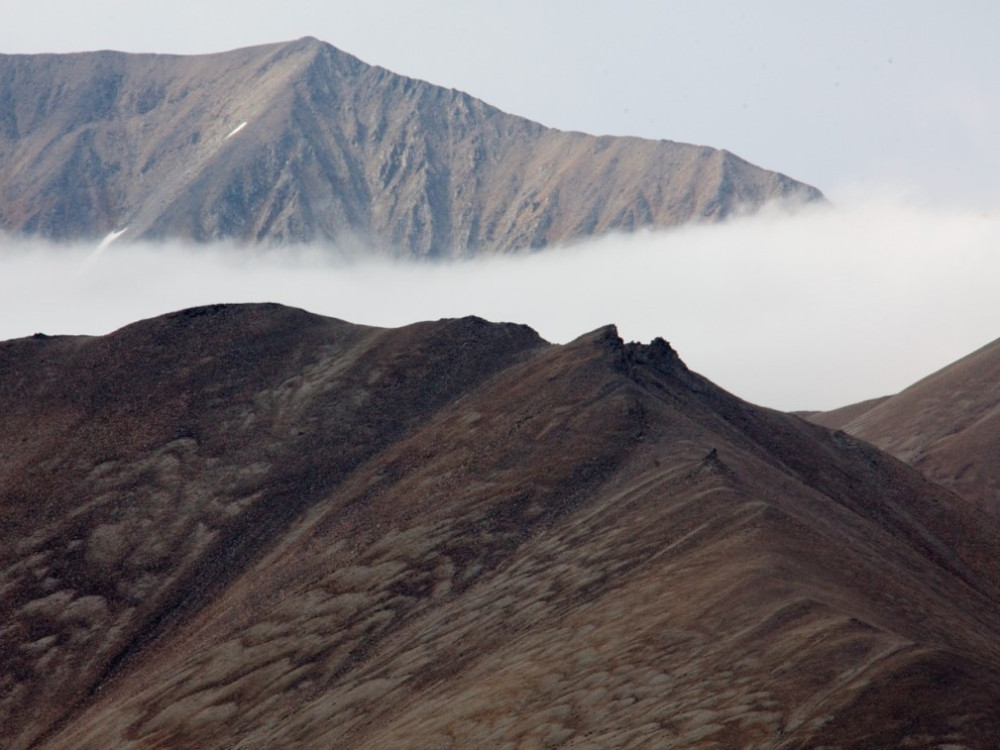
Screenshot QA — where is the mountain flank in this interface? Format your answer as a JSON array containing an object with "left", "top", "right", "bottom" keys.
[
  {"left": 0, "top": 37, "right": 822, "bottom": 255},
  {"left": 807, "top": 335, "right": 1000, "bottom": 517},
  {"left": 794, "top": 394, "right": 891, "bottom": 431},
  {"left": 3, "top": 304, "right": 1000, "bottom": 748}
]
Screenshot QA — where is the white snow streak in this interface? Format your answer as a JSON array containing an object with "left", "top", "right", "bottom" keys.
[
  {"left": 225, "top": 121, "right": 248, "bottom": 139},
  {"left": 85, "top": 227, "right": 128, "bottom": 266}
]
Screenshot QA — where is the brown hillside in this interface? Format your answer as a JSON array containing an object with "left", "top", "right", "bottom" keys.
[
  {"left": 2, "top": 305, "right": 999, "bottom": 748},
  {"left": 834, "top": 335, "right": 1000, "bottom": 516},
  {"left": 794, "top": 394, "right": 891, "bottom": 431},
  {"left": 0, "top": 38, "right": 822, "bottom": 255}
]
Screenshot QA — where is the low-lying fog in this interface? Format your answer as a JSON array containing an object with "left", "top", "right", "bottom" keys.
[{"left": 3, "top": 194, "right": 998, "bottom": 412}]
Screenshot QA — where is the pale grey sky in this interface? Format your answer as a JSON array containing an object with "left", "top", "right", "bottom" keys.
[{"left": 3, "top": 1, "right": 999, "bottom": 205}]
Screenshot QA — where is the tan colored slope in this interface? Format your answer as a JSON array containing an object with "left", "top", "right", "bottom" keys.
[
  {"left": 0, "top": 38, "right": 822, "bottom": 254},
  {"left": 795, "top": 394, "right": 891, "bottom": 431},
  {"left": 835, "top": 335, "right": 1000, "bottom": 516},
  {"left": 3, "top": 306, "right": 1000, "bottom": 748}
]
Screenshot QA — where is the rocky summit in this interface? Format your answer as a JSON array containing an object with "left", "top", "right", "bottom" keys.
[
  {"left": 3, "top": 303, "right": 1000, "bottom": 748},
  {"left": 0, "top": 38, "right": 822, "bottom": 255}
]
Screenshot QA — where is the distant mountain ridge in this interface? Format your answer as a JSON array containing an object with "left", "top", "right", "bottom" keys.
[{"left": 0, "top": 37, "right": 822, "bottom": 256}]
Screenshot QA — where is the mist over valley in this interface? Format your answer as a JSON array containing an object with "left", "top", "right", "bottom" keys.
[{"left": 3, "top": 195, "right": 998, "bottom": 412}]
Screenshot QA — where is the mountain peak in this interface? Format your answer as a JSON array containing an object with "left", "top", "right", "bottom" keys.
[
  {"left": 288, "top": 34, "right": 324, "bottom": 47},
  {"left": 0, "top": 40, "right": 823, "bottom": 254}
]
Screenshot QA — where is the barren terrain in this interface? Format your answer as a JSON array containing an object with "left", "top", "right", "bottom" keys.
[
  {"left": 0, "top": 38, "right": 821, "bottom": 254},
  {"left": 3, "top": 304, "right": 1000, "bottom": 748},
  {"left": 808, "top": 336, "right": 1000, "bottom": 517}
]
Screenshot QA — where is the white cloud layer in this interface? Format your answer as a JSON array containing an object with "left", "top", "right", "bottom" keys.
[{"left": 3, "top": 196, "right": 999, "bottom": 412}]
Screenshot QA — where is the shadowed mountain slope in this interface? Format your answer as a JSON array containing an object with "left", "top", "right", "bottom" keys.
[
  {"left": 0, "top": 37, "right": 822, "bottom": 255},
  {"left": 3, "top": 305, "right": 1000, "bottom": 748},
  {"left": 819, "top": 335, "right": 1000, "bottom": 517}
]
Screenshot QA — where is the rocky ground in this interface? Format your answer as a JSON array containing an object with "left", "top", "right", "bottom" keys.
[{"left": 3, "top": 304, "right": 1000, "bottom": 748}]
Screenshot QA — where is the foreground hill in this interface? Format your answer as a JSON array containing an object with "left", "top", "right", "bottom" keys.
[
  {"left": 817, "top": 335, "right": 1000, "bottom": 517},
  {"left": 3, "top": 305, "right": 1000, "bottom": 748},
  {"left": 0, "top": 37, "right": 822, "bottom": 255}
]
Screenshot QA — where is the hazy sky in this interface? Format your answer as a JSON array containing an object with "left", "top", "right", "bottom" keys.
[{"left": 2, "top": 2, "right": 999, "bottom": 410}]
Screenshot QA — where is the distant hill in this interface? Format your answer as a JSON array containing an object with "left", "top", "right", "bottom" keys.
[
  {"left": 0, "top": 37, "right": 822, "bottom": 256},
  {"left": 4, "top": 304, "right": 1000, "bottom": 748},
  {"left": 794, "top": 394, "right": 891, "bottom": 431},
  {"left": 809, "top": 336, "right": 1000, "bottom": 516}
]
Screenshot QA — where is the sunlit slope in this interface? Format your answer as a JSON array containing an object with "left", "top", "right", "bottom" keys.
[{"left": 0, "top": 38, "right": 822, "bottom": 255}]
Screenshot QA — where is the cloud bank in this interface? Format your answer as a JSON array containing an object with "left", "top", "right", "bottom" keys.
[{"left": 2, "top": 196, "right": 999, "bottom": 411}]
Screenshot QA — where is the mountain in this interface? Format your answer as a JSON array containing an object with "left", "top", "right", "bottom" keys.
[
  {"left": 0, "top": 37, "right": 822, "bottom": 256},
  {"left": 3, "top": 304, "right": 1000, "bottom": 748},
  {"left": 813, "top": 336, "right": 1000, "bottom": 517},
  {"left": 794, "top": 395, "right": 891, "bottom": 431}
]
